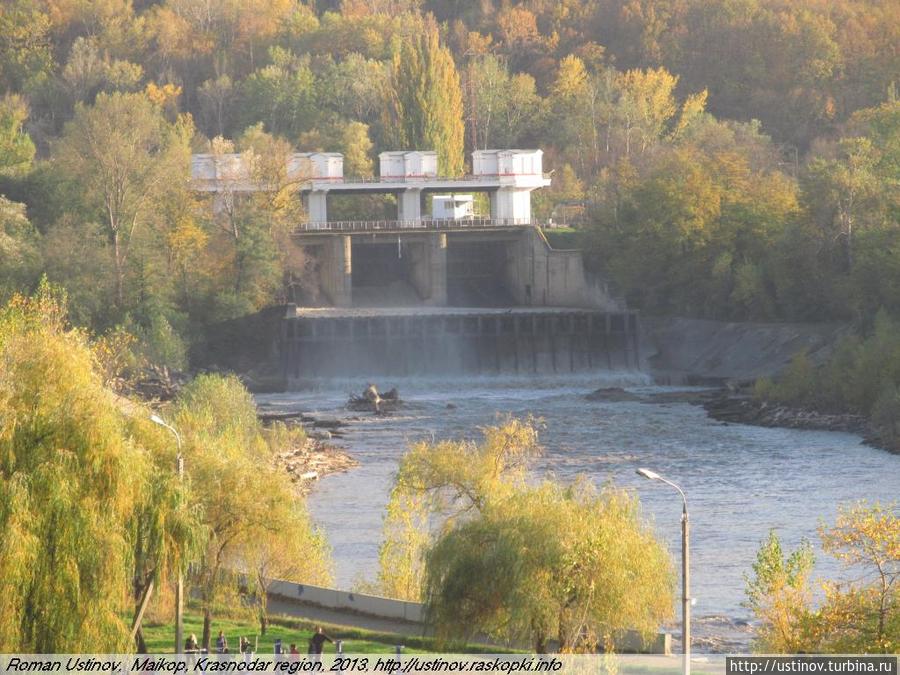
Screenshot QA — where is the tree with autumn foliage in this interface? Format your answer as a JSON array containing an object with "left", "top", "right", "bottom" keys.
[
  {"left": 54, "top": 91, "right": 192, "bottom": 309},
  {"left": 376, "top": 419, "right": 674, "bottom": 653},
  {"left": 0, "top": 282, "right": 204, "bottom": 653},
  {"left": 745, "top": 502, "right": 899, "bottom": 654}
]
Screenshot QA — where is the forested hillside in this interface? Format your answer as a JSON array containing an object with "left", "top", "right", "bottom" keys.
[{"left": 0, "top": 0, "right": 898, "bottom": 365}]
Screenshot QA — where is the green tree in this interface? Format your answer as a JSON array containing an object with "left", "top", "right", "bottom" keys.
[
  {"left": 238, "top": 446, "right": 332, "bottom": 636},
  {"left": 380, "top": 419, "right": 673, "bottom": 652},
  {"left": 425, "top": 480, "right": 674, "bottom": 652},
  {"left": 126, "top": 424, "right": 206, "bottom": 652},
  {"left": 239, "top": 48, "right": 319, "bottom": 140},
  {"left": 0, "top": 0, "right": 54, "bottom": 94},
  {"left": 0, "top": 196, "right": 41, "bottom": 301},
  {"left": 817, "top": 502, "right": 900, "bottom": 653},
  {"left": 385, "top": 16, "right": 465, "bottom": 175},
  {"left": 317, "top": 53, "right": 388, "bottom": 125},
  {"left": 341, "top": 121, "right": 375, "bottom": 177},
  {"left": 804, "top": 138, "right": 880, "bottom": 271},
  {"left": 61, "top": 36, "right": 144, "bottom": 105},
  {"left": 0, "top": 94, "right": 35, "bottom": 177},
  {"left": 616, "top": 67, "right": 679, "bottom": 156},
  {"left": 746, "top": 503, "right": 899, "bottom": 654},
  {"left": 170, "top": 374, "right": 332, "bottom": 650},
  {"left": 744, "top": 531, "right": 816, "bottom": 653},
  {"left": 466, "top": 54, "right": 539, "bottom": 150},
  {"left": 376, "top": 487, "right": 431, "bottom": 601},
  {"left": 54, "top": 92, "right": 192, "bottom": 309},
  {"left": 202, "top": 127, "right": 308, "bottom": 319}
]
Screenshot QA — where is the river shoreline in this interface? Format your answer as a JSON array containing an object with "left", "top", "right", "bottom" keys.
[
  {"left": 586, "top": 384, "right": 898, "bottom": 454},
  {"left": 257, "top": 408, "right": 359, "bottom": 494},
  {"left": 698, "top": 391, "right": 898, "bottom": 455}
]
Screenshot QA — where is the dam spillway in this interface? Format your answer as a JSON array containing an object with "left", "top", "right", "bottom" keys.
[{"left": 280, "top": 307, "right": 640, "bottom": 381}]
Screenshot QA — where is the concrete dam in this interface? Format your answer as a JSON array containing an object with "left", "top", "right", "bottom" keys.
[
  {"left": 281, "top": 307, "right": 640, "bottom": 379},
  {"left": 193, "top": 148, "right": 639, "bottom": 383}
]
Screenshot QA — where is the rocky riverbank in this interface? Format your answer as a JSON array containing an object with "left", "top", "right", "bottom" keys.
[
  {"left": 273, "top": 435, "right": 358, "bottom": 495},
  {"left": 586, "top": 385, "right": 897, "bottom": 454},
  {"left": 257, "top": 409, "right": 359, "bottom": 495},
  {"left": 703, "top": 394, "right": 867, "bottom": 434},
  {"left": 701, "top": 392, "right": 900, "bottom": 454}
]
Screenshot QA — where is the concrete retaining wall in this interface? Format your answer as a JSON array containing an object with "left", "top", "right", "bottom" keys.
[
  {"left": 642, "top": 316, "right": 850, "bottom": 383},
  {"left": 268, "top": 580, "right": 424, "bottom": 624},
  {"left": 267, "top": 579, "right": 670, "bottom": 654},
  {"left": 503, "top": 229, "right": 619, "bottom": 310}
]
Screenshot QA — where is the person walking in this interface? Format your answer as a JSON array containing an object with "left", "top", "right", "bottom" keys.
[{"left": 307, "top": 626, "right": 333, "bottom": 661}]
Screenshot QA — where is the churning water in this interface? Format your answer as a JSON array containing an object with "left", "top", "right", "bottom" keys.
[{"left": 257, "top": 373, "right": 900, "bottom": 652}]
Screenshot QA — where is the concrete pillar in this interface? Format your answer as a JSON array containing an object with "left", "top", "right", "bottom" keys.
[
  {"left": 502, "top": 228, "right": 540, "bottom": 306},
  {"left": 212, "top": 192, "right": 228, "bottom": 216},
  {"left": 429, "top": 232, "right": 447, "bottom": 306},
  {"left": 490, "top": 187, "right": 533, "bottom": 223},
  {"left": 307, "top": 190, "right": 328, "bottom": 223},
  {"left": 340, "top": 235, "right": 352, "bottom": 305},
  {"left": 408, "top": 233, "right": 447, "bottom": 305},
  {"left": 319, "top": 235, "right": 352, "bottom": 306},
  {"left": 398, "top": 189, "right": 422, "bottom": 221}
]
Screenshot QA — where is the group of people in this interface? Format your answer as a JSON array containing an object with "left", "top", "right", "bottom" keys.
[{"left": 183, "top": 626, "right": 333, "bottom": 657}]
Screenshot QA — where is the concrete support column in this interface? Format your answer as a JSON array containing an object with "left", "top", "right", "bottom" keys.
[
  {"left": 407, "top": 233, "right": 447, "bottom": 305},
  {"left": 307, "top": 190, "right": 328, "bottom": 223},
  {"left": 502, "top": 228, "right": 539, "bottom": 306},
  {"left": 429, "top": 232, "right": 448, "bottom": 306},
  {"left": 212, "top": 192, "right": 228, "bottom": 216},
  {"left": 490, "top": 187, "right": 533, "bottom": 223},
  {"left": 398, "top": 189, "right": 422, "bottom": 221},
  {"left": 320, "top": 235, "right": 352, "bottom": 306}
]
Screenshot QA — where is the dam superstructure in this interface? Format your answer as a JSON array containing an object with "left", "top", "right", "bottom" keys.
[{"left": 192, "top": 148, "right": 637, "bottom": 381}]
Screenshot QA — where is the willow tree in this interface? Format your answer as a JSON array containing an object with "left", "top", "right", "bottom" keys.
[
  {"left": 170, "top": 374, "right": 333, "bottom": 650},
  {"left": 127, "top": 420, "right": 207, "bottom": 653},
  {"left": 379, "top": 419, "right": 674, "bottom": 651},
  {"left": 384, "top": 16, "right": 465, "bottom": 176},
  {"left": 0, "top": 283, "right": 143, "bottom": 652},
  {"left": 376, "top": 418, "right": 540, "bottom": 600},
  {"left": 0, "top": 283, "right": 206, "bottom": 652},
  {"left": 423, "top": 479, "right": 673, "bottom": 652}
]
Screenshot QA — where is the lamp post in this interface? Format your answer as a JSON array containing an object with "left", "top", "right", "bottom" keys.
[
  {"left": 636, "top": 468, "right": 690, "bottom": 675},
  {"left": 151, "top": 414, "right": 184, "bottom": 655}
]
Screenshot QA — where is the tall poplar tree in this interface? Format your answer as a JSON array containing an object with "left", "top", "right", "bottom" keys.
[{"left": 385, "top": 16, "right": 465, "bottom": 176}]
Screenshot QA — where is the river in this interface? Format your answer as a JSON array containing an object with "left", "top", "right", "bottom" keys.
[{"left": 257, "top": 373, "right": 900, "bottom": 652}]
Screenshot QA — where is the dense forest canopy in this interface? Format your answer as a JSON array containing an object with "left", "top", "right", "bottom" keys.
[{"left": 0, "top": 0, "right": 898, "bottom": 363}]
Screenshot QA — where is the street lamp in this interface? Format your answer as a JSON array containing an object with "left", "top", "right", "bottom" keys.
[
  {"left": 636, "top": 468, "right": 690, "bottom": 675},
  {"left": 151, "top": 414, "right": 184, "bottom": 655}
]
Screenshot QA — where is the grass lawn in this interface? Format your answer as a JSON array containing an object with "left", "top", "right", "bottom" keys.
[{"left": 140, "top": 612, "right": 505, "bottom": 655}]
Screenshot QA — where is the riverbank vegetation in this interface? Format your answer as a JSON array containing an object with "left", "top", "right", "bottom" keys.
[
  {"left": 745, "top": 502, "right": 899, "bottom": 653},
  {"left": 754, "top": 312, "right": 900, "bottom": 451},
  {"left": 372, "top": 418, "right": 674, "bottom": 653},
  {"left": 0, "top": 286, "right": 331, "bottom": 652}
]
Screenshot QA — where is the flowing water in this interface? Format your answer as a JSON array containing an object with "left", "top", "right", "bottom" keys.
[{"left": 257, "top": 373, "right": 900, "bottom": 652}]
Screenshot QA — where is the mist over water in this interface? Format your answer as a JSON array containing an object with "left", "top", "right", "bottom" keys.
[{"left": 257, "top": 372, "right": 900, "bottom": 652}]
